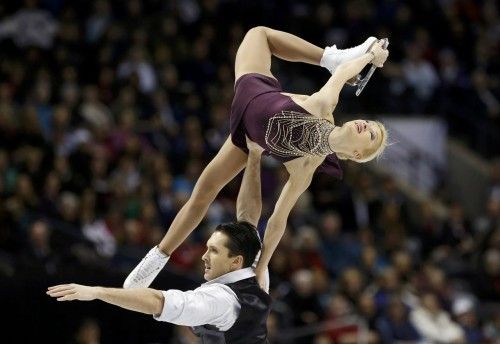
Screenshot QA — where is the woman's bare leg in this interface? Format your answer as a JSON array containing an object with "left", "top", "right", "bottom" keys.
[
  {"left": 159, "top": 137, "right": 247, "bottom": 255},
  {"left": 124, "top": 137, "right": 247, "bottom": 288},
  {"left": 234, "top": 26, "right": 378, "bottom": 81}
]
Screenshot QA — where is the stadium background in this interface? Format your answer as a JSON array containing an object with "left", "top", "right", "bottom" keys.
[{"left": 0, "top": 0, "right": 499, "bottom": 343}]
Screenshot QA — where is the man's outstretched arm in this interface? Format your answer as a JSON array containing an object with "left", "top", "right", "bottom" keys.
[
  {"left": 236, "top": 137, "right": 264, "bottom": 227},
  {"left": 235, "top": 137, "right": 272, "bottom": 291},
  {"left": 47, "top": 283, "right": 239, "bottom": 329},
  {"left": 47, "top": 284, "right": 164, "bottom": 315}
]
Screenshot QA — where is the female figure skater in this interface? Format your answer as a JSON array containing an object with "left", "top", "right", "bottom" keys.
[{"left": 124, "top": 26, "right": 389, "bottom": 288}]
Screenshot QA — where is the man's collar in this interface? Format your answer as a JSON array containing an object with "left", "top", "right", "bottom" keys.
[{"left": 203, "top": 267, "right": 255, "bottom": 285}]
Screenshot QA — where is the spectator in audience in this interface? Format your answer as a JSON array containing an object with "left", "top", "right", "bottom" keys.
[
  {"left": 482, "top": 309, "right": 500, "bottom": 343},
  {"left": 410, "top": 292, "right": 465, "bottom": 343},
  {"left": 18, "top": 219, "right": 59, "bottom": 275},
  {"left": 375, "top": 297, "right": 421, "bottom": 344},
  {"left": 0, "top": 0, "right": 58, "bottom": 49},
  {"left": 73, "top": 318, "right": 101, "bottom": 344},
  {"left": 357, "top": 293, "right": 378, "bottom": 331},
  {"left": 319, "top": 211, "right": 362, "bottom": 277},
  {"left": 474, "top": 248, "right": 500, "bottom": 301},
  {"left": 325, "top": 293, "right": 359, "bottom": 343},
  {"left": 339, "top": 267, "right": 365, "bottom": 304},
  {"left": 372, "top": 267, "right": 402, "bottom": 311},
  {"left": 285, "top": 269, "right": 324, "bottom": 329},
  {"left": 452, "top": 296, "right": 485, "bottom": 344}
]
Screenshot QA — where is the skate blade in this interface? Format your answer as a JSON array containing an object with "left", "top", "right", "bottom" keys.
[{"left": 355, "top": 38, "right": 389, "bottom": 96}]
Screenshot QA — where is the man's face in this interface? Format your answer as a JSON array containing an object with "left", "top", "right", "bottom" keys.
[{"left": 201, "top": 231, "right": 240, "bottom": 281}]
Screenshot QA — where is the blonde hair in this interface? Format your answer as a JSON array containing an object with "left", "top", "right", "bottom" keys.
[{"left": 337, "top": 121, "right": 388, "bottom": 163}]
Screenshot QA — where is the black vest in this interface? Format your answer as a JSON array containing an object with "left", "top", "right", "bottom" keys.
[{"left": 192, "top": 277, "right": 272, "bottom": 344}]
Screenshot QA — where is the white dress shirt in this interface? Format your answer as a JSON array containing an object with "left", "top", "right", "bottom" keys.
[
  {"left": 410, "top": 307, "right": 464, "bottom": 343},
  {"left": 154, "top": 267, "right": 268, "bottom": 331}
]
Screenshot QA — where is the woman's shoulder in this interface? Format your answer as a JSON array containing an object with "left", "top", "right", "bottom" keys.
[
  {"left": 296, "top": 94, "right": 337, "bottom": 120},
  {"left": 283, "top": 155, "right": 325, "bottom": 174},
  {"left": 281, "top": 93, "right": 309, "bottom": 102}
]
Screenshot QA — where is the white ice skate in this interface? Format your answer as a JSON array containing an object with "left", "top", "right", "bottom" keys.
[
  {"left": 320, "top": 36, "right": 378, "bottom": 74},
  {"left": 123, "top": 246, "right": 170, "bottom": 288}
]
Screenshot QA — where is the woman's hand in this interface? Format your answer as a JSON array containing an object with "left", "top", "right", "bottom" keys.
[
  {"left": 369, "top": 40, "right": 389, "bottom": 67},
  {"left": 255, "top": 265, "right": 269, "bottom": 292}
]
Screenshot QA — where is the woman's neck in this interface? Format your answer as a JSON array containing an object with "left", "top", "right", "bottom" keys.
[{"left": 328, "top": 126, "right": 351, "bottom": 155}]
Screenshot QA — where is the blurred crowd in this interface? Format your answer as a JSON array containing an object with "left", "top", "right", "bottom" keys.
[{"left": 0, "top": 0, "right": 499, "bottom": 343}]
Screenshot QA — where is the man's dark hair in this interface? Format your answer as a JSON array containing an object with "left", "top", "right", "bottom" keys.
[{"left": 214, "top": 221, "right": 262, "bottom": 268}]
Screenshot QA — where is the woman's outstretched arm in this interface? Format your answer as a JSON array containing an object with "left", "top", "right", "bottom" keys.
[
  {"left": 254, "top": 173, "right": 312, "bottom": 279},
  {"left": 302, "top": 40, "right": 388, "bottom": 115},
  {"left": 254, "top": 157, "right": 322, "bottom": 283}
]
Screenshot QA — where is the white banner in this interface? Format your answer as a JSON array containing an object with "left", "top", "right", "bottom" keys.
[{"left": 377, "top": 117, "right": 447, "bottom": 194}]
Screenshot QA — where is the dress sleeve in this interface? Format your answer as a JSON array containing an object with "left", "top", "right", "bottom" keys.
[{"left": 316, "top": 154, "right": 343, "bottom": 179}]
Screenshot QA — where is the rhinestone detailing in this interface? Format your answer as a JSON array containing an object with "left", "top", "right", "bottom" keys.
[{"left": 265, "top": 111, "right": 336, "bottom": 158}]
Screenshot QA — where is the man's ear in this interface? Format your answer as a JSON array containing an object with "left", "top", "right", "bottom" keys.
[
  {"left": 231, "top": 255, "right": 244, "bottom": 270},
  {"left": 353, "top": 150, "right": 362, "bottom": 160}
]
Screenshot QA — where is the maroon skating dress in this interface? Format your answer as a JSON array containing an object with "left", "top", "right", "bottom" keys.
[{"left": 230, "top": 73, "right": 343, "bottom": 179}]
